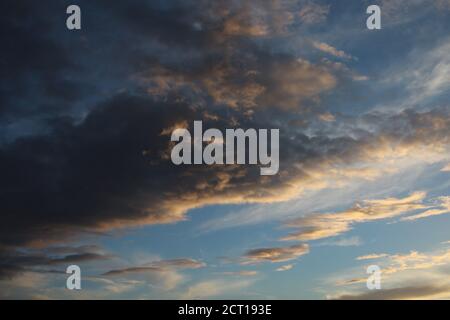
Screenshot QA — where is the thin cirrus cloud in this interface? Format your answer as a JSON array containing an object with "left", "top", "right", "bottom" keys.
[
  {"left": 356, "top": 253, "right": 389, "bottom": 261},
  {"left": 281, "top": 192, "right": 429, "bottom": 241},
  {"left": 401, "top": 197, "right": 450, "bottom": 221},
  {"left": 222, "top": 270, "right": 259, "bottom": 276},
  {"left": 102, "top": 258, "right": 206, "bottom": 276}
]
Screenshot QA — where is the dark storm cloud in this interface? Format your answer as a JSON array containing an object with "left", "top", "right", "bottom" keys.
[
  {"left": 1, "top": 90, "right": 450, "bottom": 251},
  {"left": 0, "top": 1, "right": 90, "bottom": 121},
  {"left": 2, "top": 0, "right": 450, "bottom": 284},
  {"left": 0, "top": 0, "right": 333, "bottom": 141},
  {"left": 0, "top": 91, "right": 310, "bottom": 248}
]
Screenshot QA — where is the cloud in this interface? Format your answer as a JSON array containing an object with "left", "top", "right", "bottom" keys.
[
  {"left": 340, "top": 248, "right": 450, "bottom": 284},
  {"left": 318, "top": 112, "right": 336, "bottom": 122},
  {"left": 200, "top": 108, "right": 450, "bottom": 231},
  {"left": 281, "top": 192, "right": 428, "bottom": 241},
  {"left": 356, "top": 253, "right": 389, "bottom": 261},
  {"left": 380, "top": 0, "right": 450, "bottom": 26},
  {"left": 333, "top": 284, "right": 450, "bottom": 300},
  {"left": 142, "top": 56, "right": 338, "bottom": 111},
  {"left": 383, "top": 250, "right": 450, "bottom": 275},
  {"left": 401, "top": 196, "right": 450, "bottom": 221},
  {"left": 328, "top": 246, "right": 450, "bottom": 299},
  {"left": 103, "top": 258, "right": 205, "bottom": 276},
  {"left": 0, "top": 246, "right": 112, "bottom": 280},
  {"left": 4, "top": 97, "right": 449, "bottom": 260},
  {"left": 0, "top": 271, "right": 51, "bottom": 299},
  {"left": 276, "top": 264, "right": 294, "bottom": 271},
  {"left": 222, "top": 270, "right": 259, "bottom": 276},
  {"left": 442, "top": 163, "right": 450, "bottom": 172},
  {"left": 244, "top": 244, "right": 309, "bottom": 264},
  {"left": 298, "top": 2, "right": 330, "bottom": 25},
  {"left": 100, "top": 257, "right": 205, "bottom": 291},
  {"left": 380, "top": 38, "right": 450, "bottom": 110},
  {"left": 317, "top": 236, "right": 362, "bottom": 247},
  {"left": 2, "top": 2, "right": 450, "bottom": 299},
  {"left": 150, "top": 258, "right": 206, "bottom": 269},
  {"left": 312, "top": 42, "right": 352, "bottom": 60},
  {"left": 181, "top": 278, "right": 254, "bottom": 299}
]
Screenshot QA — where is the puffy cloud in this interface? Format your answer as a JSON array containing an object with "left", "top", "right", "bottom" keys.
[{"left": 141, "top": 56, "right": 338, "bottom": 111}]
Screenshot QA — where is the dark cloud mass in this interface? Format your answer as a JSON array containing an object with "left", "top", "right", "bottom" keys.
[
  {"left": 1, "top": 0, "right": 450, "bottom": 289},
  {"left": 0, "top": 0, "right": 341, "bottom": 249}
]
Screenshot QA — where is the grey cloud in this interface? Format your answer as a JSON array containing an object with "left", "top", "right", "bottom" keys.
[
  {"left": 244, "top": 244, "right": 310, "bottom": 263},
  {"left": 103, "top": 258, "right": 205, "bottom": 276},
  {"left": 334, "top": 285, "right": 450, "bottom": 300}
]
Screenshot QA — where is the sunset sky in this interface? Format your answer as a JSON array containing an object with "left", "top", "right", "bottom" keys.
[{"left": 1, "top": 0, "right": 450, "bottom": 299}]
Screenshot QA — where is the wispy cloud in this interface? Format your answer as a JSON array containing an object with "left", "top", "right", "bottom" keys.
[
  {"left": 281, "top": 192, "right": 428, "bottom": 241},
  {"left": 103, "top": 258, "right": 205, "bottom": 276},
  {"left": 312, "top": 41, "right": 352, "bottom": 60},
  {"left": 276, "top": 264, "right": 295, "bottom": 272},
  {"left": 181, "top": 278, "right": 254, "bottom": 299},
  {"left": 332, "top": 284, "right": 450, "bottom": 300},
  {"left": 356, "top": 253, "right": 388, "bottom": 261},
  {"left": 317, "top": 236, "right": 363, "bottom": 247},
  {"left": 401, "top": 196, "right": 450, "bottom": 221},
  {"left": 222, "top": 270, "right": 259, "bottom": 276},
  {"left": 298, "top": 2, "right": 330, "bottom": 25},
  {"left": 243, "top": 244, "right": 309, "bottom": 264}
]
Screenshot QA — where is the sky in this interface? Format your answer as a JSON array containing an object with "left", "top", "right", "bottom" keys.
[{"left": 1, "top": 0, "right": 450, "bottom": 300}]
